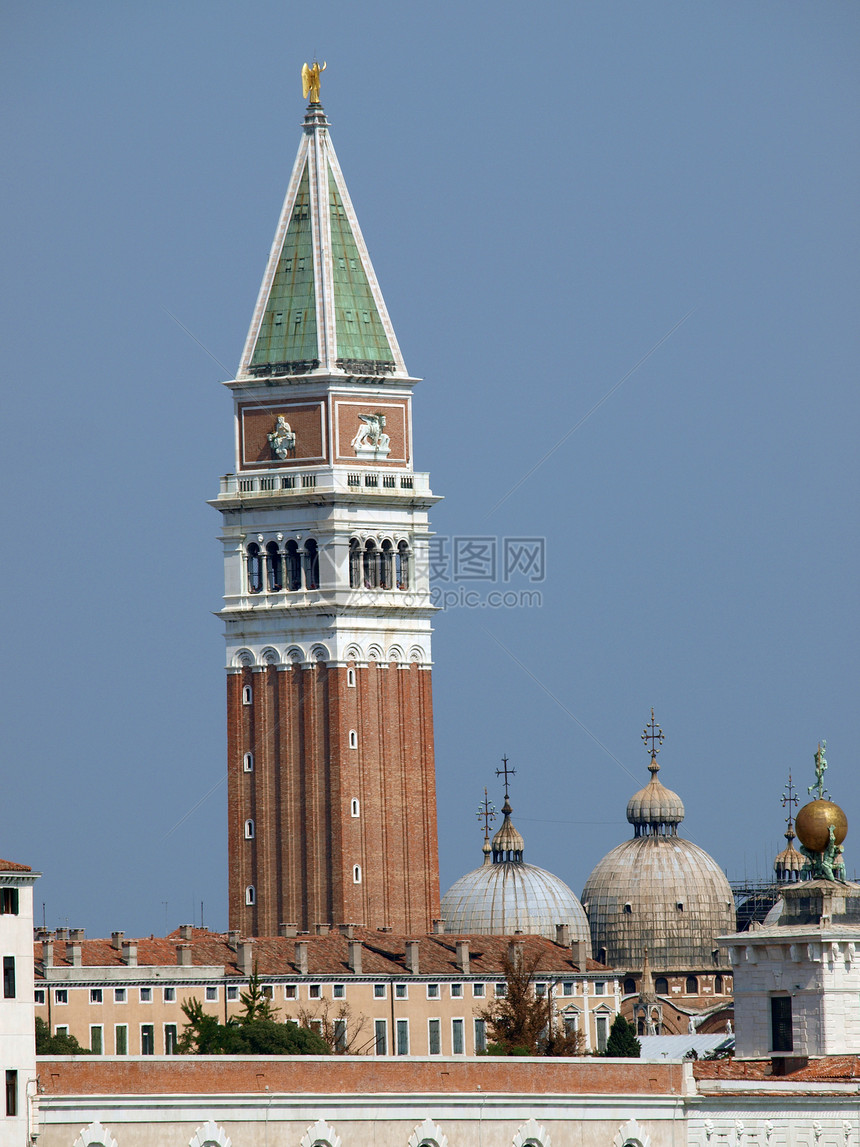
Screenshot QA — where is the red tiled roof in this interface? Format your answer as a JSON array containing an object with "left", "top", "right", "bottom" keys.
[
  {"left": 35, "top": 928, "right": 608, "bottom": 978},
  {"left": 694, "top": 1056, "right": 860, "bottom": 1082},
  {"left": 0, "top": 858, "right": 32, "bottom": 872}
]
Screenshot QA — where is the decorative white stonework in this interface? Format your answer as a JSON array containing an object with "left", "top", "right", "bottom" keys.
[
  {"left": 268, "top": 414, "right": 296, "bottom": 458},
  {"left": 74, "top": 1122, "right": 119, "bottom": 1147},
  {"left": 301, "top": 1118, "right": 342, "bottom": 1147},
  {"left": 614, "top": 1118, "right": 652, "bottom": 1147},
  {"left": 514, "top": 1118, "right": 552, "bottom": 1147},
  {"left": 189, "top": 1120, "right": 233, "bottom": 1147},
  {"left": 351, "top": 411, "right": 390, "bottom": 458},
  {"left": 408, "top": 1117, "right": 449, "bottom": 1147}
]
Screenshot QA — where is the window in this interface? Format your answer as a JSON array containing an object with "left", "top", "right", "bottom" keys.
[
  {"left": 396, "top": 541, "right": 410, "bottom": 590},
  {"left": 90, "top": 1025, "right": 103, "bottom": 1055},
  {"left": 90, "top": 988, "right": 103, "bottom": 1005},
  {"left": 373, "top": 983, "right": 386, "bottom": 999},
  {"left": 349, "top": 729, "right": 358, "bottom": 749},
  {"left": 54, "top": 1025, "right": 69, "bottom": 1037},
  {"left": 350, "top": 799, "right": 360, "bottom": 817},
  {"left": 396, "top": 1018, "right": 409, "bottom": 1055},
  {"left": 771, "top": 996, "right": 793, "bottom": 1052},
  {"left": 205, "top": 986, "right": 218, "bottom": 1002},
  {"left": 535, "top": 982, "right": 547, "bottom": 998},
  {"left": 54, "top": 988, "right": 68, "bottom": 1005},
  {"left": 34, "top": 989, "right": 45, "bottom": 1005},
  {"left": 624, "top": 977, "right": 637, "bottom": 995},
  {"left": 227, "top": 986, "right": 239, "bottom": 1001},
  {"left": 347, "top": 667, "right": 356, "bottom": 687},
  {"left": 452, "top": 1017, "right": 465, "bottom": 1054},
  {"left": 141, "top": 1024, "right": 154, "bottom": 1055},
  {"left": 686, "top": 975, "right": 699, "bottom": 995},
  {"left": 333, "top": 1018, "right": 347, "bottom": 1052},
  {"left": 349, "top": 539, "right": 361, "bottom": 589},
  {"left": 242, "top": 684, "right": 253, "bottom": 706},
  {"left": 309, "top": 984, "right": 322, "bottom": 999},
  {"left": 3, "top": 957, "right": 15, "bottom": 999},
  {"left": 714, "top": 974, "right": 724, "bottom": 994},
  {"left": 285, "top": 540, "right": 302, "bottom": 590},
  {"left": 472, "top": 982, "right": 485, "bottom": 998},
  {"left": 140, "top": 987, "right": 152, "bottom": 1003},
  {"left": 243, "top": 752, "right": 254, "bottom": 772},
  {"left": 353, "top": 865, "right": 361, "bottom": 884},
  {"left": 1, "top": 889, "right": 18, "bottom": 915},
  {"left": 114, "top": 988, "right": 126, "bottom": 1003},
  {"left": 474, "top": 1017, "right": 487, "bottom": 1053},
  {"left": 655, "top": 977, "right": 669, "bottom": 995},
  {"left": 285, "top": 984, "right": 297, "bottom": 1000},
  {"left": 594, "top": 981, "right": 606, "bottom": 995},
  {"left": 115, "top": 1024, "right": 128, "bottom": 1054},
  {"left": 426, "top": 983, "right": 439, "bottom": 999},
  {"left": 245, "top": 885, "right": 256, "bottom": 906},
  {"left": 374, "top": 1018, "right": 387, "bottom": 1055},
  {"left": 246, "top": 543, "right": 263, "bottom": 594},
  {"left": 495, "top": 983, "right": 507, "bottom": 998},
  {"left": 266, "top": 541, "right": 283, "bottom": 592},
  {"left": 563, "top": 1012, "right": 579, "bottom": 1038},
  {"left": 164, "top": 1024, "right": 178, "bottom": 1054},
  {"left": 5, "top": 1070, "right": 16, "bottom": 1117},
  {"left": 428, "top": 1018, "right": 441, "bottom": 1054},
  {"left": 562, "top": 981, "right": 574, "bottom": 997},
  {"left": 333, "top": 983, "right": 345, "bottom": 999},
  {"left": 303, "top": 539, "right": 319, "bottom": 590},
  {"left": 395, "top": 983, "right": 407, "bottom": 999},
  {"left": 597, "top": 947, "right": 607, "bottom": 964},
  {"left": 624, "top": 902, "right": 632, "bottom": 914},
  {"left": 450, "top": 982, "right": 463, "bottom": 998},
  {"left": 245, "top": 819, "right": 255, "bottom": 839},
  {"left": 676, "top": 902, "right": 684, "bottom": 911},
  {"left": 163, "top": 987, "right": 176, "bottom": 1003},
  {"left": 596, "top": 1013, "right": 609, "bottom": 1052}
]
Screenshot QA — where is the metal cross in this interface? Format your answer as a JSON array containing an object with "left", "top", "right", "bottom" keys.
[
  {"left": 476, "top": 788, "right": 497, "bottom": 841},
  {"left": 641, "top": 709, "right": 665, "bottom": 757},
  {"left": 781, "top": 773, "right": 798, "bottom": 829},
  {"left": 495, "top": 756, "right": 516, "bottom": 800}
]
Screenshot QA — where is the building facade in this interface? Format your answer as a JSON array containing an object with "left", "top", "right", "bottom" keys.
[
  {"left": 0, "top": 858, "right": 39, "bottom": 1146},
  {"left": 213, "top": 96, "right": 441, "bottom": 936}
]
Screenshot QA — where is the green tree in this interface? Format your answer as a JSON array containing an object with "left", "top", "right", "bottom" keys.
[
  {"left": 35, "top": 1017, "right": 90, "bottom": 1055},
  {"left": 603, "top": 1013, "right": 641, "bottom": 1057},
  {"left": 480, "top": 953, "right": 584, "bottom": 1057},
  {"left": 239, "top": 969, "right": 279, "bottom": 1022},
  {"left": 177, "top": 996, "right": 329, "bottom": 1055}
]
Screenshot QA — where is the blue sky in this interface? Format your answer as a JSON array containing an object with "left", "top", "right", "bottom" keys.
[{"left": 1, "top": 2, "right": 857, "bottom": 937}]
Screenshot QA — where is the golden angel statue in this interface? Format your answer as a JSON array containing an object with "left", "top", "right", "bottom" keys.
[{"left": 301, "top": 61, "right": 326, "bottom": 104}]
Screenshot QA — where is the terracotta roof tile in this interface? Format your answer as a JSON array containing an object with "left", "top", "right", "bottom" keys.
[
  {"left": 694, "top": 1056, "right": 860, "bottom": 1082},
  {"left": 0, "top": 858, "right": 32, "bottom": 872}
]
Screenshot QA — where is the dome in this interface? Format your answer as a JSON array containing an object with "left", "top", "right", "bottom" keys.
[
  {"left": 627, "top": 757, "right": 685, "bottom": 835},
  {"left": 441, "top": 794, "right": 590, "bottom": 943}
]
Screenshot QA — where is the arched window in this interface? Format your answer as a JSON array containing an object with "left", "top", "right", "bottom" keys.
[
  {"left": 623, "top": 977, "right": 637, "bottom": 995},
  {"left": 303, "top": 539, "right": 319, "bottom": 590},
  {"left": 685, "top": 975, "right": 698, "bottom": 994},
  {"left": 352, "top": 865, "right": 362, "bottom": 884},
  {"left": 266, "top": 541, "right": 282, "bottom": 592},
  {"left": 242, "top": 684, "right": 253, "bottom": 706},
  {"left": 245, "top": 886, "right": 255, "bottom": 906},
  {"left": 396, "top": 541, "right": 410, "bottom": 590},
  {"left": 244, "top": 820, "right": 255, "bottom": 840},
  {"left": 597, "top": 947, "right": 607, "bottom": 965},
  {"left": 349, "top": 539, "right": 361, "bottom": 589},
  {"left": 346, "top": 667, "right": 356, "bottom": 688},
  {"left": 243, "top": 752, "right": 254, "bottom": 772},
  {"left": 714, "top": 974, "right": 724, "bottom": 994},
  {"left": 246, "top": 543, "right": 263, "bottom": 594},
  {"left": 351, "top": 799, "right": 360, "bottom": 817},
  {"left": 285, "top": 540, "right": 302, "bottom": 591},
  {"left": 380, "top": 540, "right": 394, "bottom": 589},
  {"left": 363, "top": 540, "right": 378, "bottom": 588},
  {"left": 655, "top": 976, "right": 668, "bottom": 994},
  {"left": 348, "top": 730, "right": 358, "bottom": 749}
]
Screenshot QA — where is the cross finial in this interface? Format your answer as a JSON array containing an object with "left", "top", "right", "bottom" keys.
[
  {"left": 781, "top": 772, "right": 798, "bottom": 840},
  {"left": 641, "top": 708, "right": 665, "bottom": 758},
  {"left": 808, "top": 740, "right": 829, "bottom": 800},
  {"left": 476, "top": 787, "right": 497, "bottom": 842},
  {"left": 495, "top": 755, "right": 516, "bottom": 800}
]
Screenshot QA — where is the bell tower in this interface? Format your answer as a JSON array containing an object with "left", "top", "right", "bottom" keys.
[{"left": 213, "top": 84, "right": 441, "bottom": 936}]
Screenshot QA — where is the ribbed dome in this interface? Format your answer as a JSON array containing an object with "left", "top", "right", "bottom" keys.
[
  {"left": 441, "top": 795, "right": 590, "bottom": 943},
  {"left": 581, "top": 835, "right": 734, "bottom": 969},
  {"left": 626, "top": 756, "right": 685, "bottom": 835}
]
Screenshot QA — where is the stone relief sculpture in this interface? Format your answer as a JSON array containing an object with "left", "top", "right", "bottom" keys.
[
  {"left": 268, "top": 415, "right": 297, "bottom": 459},
  {"left": 351, "top": 412, "right": 390, "bottom": 457}
]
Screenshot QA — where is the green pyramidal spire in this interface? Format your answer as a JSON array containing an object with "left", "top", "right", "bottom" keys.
[{"left": 238, "top": 102, "right": 405, "bottom": 379}]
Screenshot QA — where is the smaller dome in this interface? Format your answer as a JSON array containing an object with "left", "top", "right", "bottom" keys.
[
  {"left": 627, "top": 756, "right": 685, "bottom": 836},
  {"left": 491, "top": 798, "right": 524, "bottom": 860}
]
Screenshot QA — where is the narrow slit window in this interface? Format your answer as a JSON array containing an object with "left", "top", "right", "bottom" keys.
[
  {"left": 351, "top": 799, "right": 360, "bottom": 817},
  {"left": 243, "top": 752, "right": 254, "bottom": 772},
  {"left": 242, "top": 684, "right": 253, "bottom": 706},
  {"left": 347, "top": 667, "right": 356, "bottom": 688},
  {"left": 245, "top": 885, "right": 256, "bottom": 906},
  {"left": 353, "top": 865, "right": 362, "bottom": 884},
  {"left": 349, "top": 730, "right": 358, "bottom": 749},
  {"left": 245, "top": 819, "right": 255, "bottom": 840}
]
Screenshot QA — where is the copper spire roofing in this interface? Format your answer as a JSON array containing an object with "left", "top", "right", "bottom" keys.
[{"left": 237, "top": 100, "right": 406, "bottom": 380}]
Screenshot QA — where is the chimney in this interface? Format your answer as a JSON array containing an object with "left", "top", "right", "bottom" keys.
[
  {"left": 42, "top": 941, "right": 53, "bottom": 969},
  {"left": 294, "top": 941, "right": 308, "bottom": 976},
  {"left": 121, "top": 941, "right": 138, "bottom": 967},
  {"left": 178, "top": 924, "right": 193, "bottom": 941},
  {"left": 227, "top": 929, "right": 241, "bottom": 951},
  {"left": 314, "top": 923, "right": 330, "bottom": 936},
  {"left": 456, "top": 940, "right": 470, "bottom": 975},
  {"left": 55, "top": 927, "right": 69, "bottom": 941},
  {"left": 111, "top": 931, "right": 124, "bottom": 950},
  {"left": 69, "top": 944, "right": 82, "bottom": 967},
  {"left": 238, "top": 941, "right": 255, "bottom": 977},
  {"left": 348, "top": 940, "right": 362, "bottom": 975},
  {"left": 338, "top": 923, "right": 355, "bottom": 939},
  {"left": 571, "top": 939, "right": 588, "bottom": 970},
  {"left": 432, "top": 919, "right": 445, "bottom": 934},
  {"left": 176, "top": 944, "right": 192, "bottom": 967},
  {"left": 405, "top": 941, "right": 420, "bottom": 975},
  {"left": 507, "top": 940, "right": 525, "bottom": 970},
  {"left": 70, "top": 928, "right": 85, "bottom": 943},
  {"left": 556, "top": 923, "right": 571, "bottom": 947},
  {"left": 279, "top": 923, "right": 298, "bottom": 938}
]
